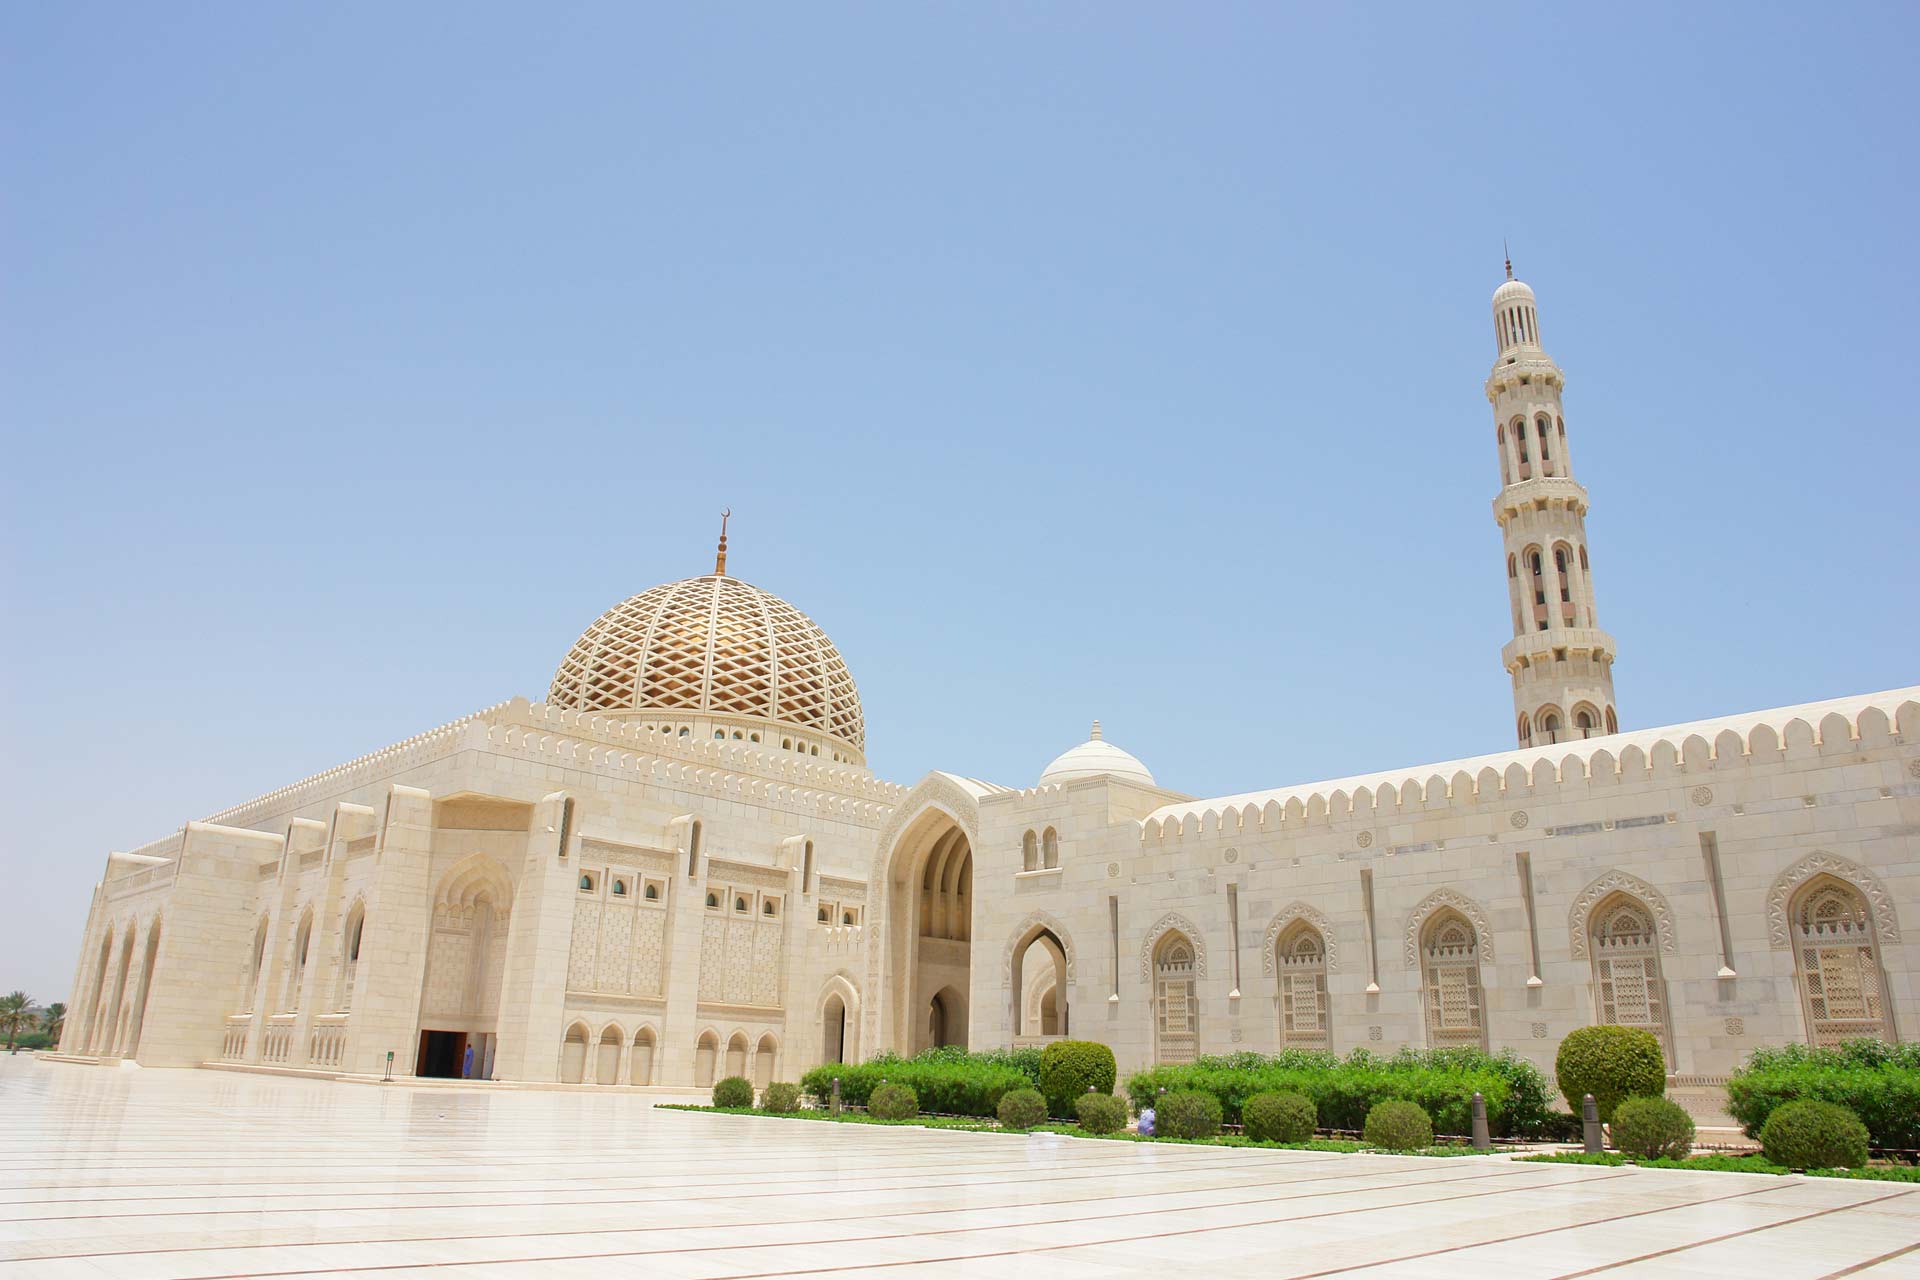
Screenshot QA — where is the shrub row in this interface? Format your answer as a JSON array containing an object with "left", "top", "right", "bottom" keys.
[
  {"left": 1127, "top": 1052, "right": 1515, "bottom": 1136},
  {"left": 1555, "top": 1025, "right": 1666, "bottom": 1122},
  {"left": 1726, "top": 1040, "right": 1920, "bottom": 1150},
  {"left": 1039, "top": 1041, "right": 1118, "bottom": 1117},
  {"left": 799, "top": 1057, "right": 1030, "bottom": 1117}
]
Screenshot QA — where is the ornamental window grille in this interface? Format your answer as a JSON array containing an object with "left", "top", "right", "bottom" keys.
[
  {"left": 1275, "top": 923, "right": 1329, "bottom": 1051},
  {"left": 1154, "top": 932, "right": 1199, "bottom": 1065},
  {"left": 1420, "top": 911, "right": 1486, "bottom": 1050},
  {"left": 1792, "top": 878, "right": 1890, "bottom": 1047},
  {"left": 1588, "top": 895, "right": 1670, "bottom": 1064}
]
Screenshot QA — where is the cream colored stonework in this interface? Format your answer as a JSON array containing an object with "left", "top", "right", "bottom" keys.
[{"left": 55, "top": 276, "right": 1918, "bottom": 1096}]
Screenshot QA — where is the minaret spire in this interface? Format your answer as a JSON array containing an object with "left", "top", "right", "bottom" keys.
[
  {"left": 1486, "top": 271, "right": 1619, "bottom": 747},
  {"left": 1504, "top": 240, "right": 1513, "bottom": 281},
  {"left": 714, "top": 508, "right": 731, "bottom": 576}
]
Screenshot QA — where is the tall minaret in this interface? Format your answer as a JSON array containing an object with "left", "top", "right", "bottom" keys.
[{"left": 1487, "top": 260, "right": 1619, "bottom": 747}]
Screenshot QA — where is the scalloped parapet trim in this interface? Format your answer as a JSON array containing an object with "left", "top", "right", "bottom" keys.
[
  {"left": 1141, "top": 686, "right": 1920, "bottom": 842},
  {"left": 154, "top": 696, "right": 910, "bottom": 841}
]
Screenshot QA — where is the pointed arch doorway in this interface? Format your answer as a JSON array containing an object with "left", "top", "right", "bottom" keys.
[{"left": 876, "top": 804, "right": 975, "bottom": 1055}]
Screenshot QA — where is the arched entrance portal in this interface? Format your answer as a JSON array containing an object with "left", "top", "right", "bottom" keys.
[
  {"left": 416, "top": 855, "right": 512, "bottom": 1078},
  {"left": 879, "top": 807, "right": 974, "bottom": 1054}
]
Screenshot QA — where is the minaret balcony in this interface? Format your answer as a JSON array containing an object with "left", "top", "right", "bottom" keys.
[
  {"left": 1493, "top": 476, "right": 1588, "bottom": 522},
  {"left": 1503, "top": 627, "right": 1617, "bottom": 671}
]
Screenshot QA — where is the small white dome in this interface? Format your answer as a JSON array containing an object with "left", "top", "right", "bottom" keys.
[
  {"left": 1493, "top": 277, "right": 1535, "bottom": 305},
  {"left": 1039, "top": 721, "right": 1155, "bottom": 787}
]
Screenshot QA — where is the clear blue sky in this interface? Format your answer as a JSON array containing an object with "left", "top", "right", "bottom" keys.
[{"left": 4, "top": 5, "right": 1915, "bottom": 1000}]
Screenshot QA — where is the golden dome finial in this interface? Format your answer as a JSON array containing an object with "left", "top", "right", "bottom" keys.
[{"left": 715, "top": 508, "right": 731, "bottom": 576}]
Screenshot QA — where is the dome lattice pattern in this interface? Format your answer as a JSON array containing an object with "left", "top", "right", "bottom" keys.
[{"left": 548, "top": 576, "right": 865, "bottom": 751}]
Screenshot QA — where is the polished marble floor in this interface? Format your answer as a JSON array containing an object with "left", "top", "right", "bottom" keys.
[{"left": 2, "top": 1055, "right": 1916, "bottom": 1279}]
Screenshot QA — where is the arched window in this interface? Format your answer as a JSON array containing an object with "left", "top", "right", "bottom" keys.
[
  {"left": 734, "top": 895, "right": 749, "bottom": 914},
  {"left": 1514, "top": 417, "right": 1531, "bottom": 463},
  {"left": 243, "top": 917, "right": 268, "bottom": 1013},
  {"left": 1021, "top": 830, "right": 1038, "bottom": 872},
  {"left": 1605, "top": 706, "right": 1618, "bottom": 734},
  {"left": 630, "top": 1027, "right": 656, "bottom": 1085},
  {"left": 1536, "top": 415, "right": 1552, "bottom": 462},
  {"left": 705, "top": 891, "right": 719, "bottom": 909},
  {"left": 1420, "top": 910, "right": 1486, "bottom": 1049},
  {"left": 842, "top": 909, "right": 856, "bottom": 926},
  {"left": 560, "top": 1022, "right": 590, "bottom": 1083},
  {"left": 579, "top": 873, "right": 595, "bottom": 893},
  {"left": 725, "top": 1032, "right": 749, "bottom": 1080},
  {"left": 762, "top": 899, "right": 777, "bottom": 917},
  {"left": 817, "top": 904, "right": 830, "bottom": 923},
  {"left": 1517, "top": 713, "right": 1533, "bottom": 747},
  {"left": 612, "top": 878, "right": 628, "bottom": 897},
  {"left": 284, "top": 914, "right": 313, "bottom": 1012},
  {"left": 1588, "top": 895, "right": 1670, "bottom": 1063},
  {"left": 643, "top": 883, "right": 659, "bottom": 901},
  {"left": 1791, "top": 877, "right": 1890, "bottom": 1046},
  {"left": 1152, "top": 932, "right": 1199, "bottom": 1064},
  {"left": 1275, "top": 922, "right": 1329, "bottom": 1051},
  {"left": 1042, "top": 828, "right": 1059, "bottom": 869},
  {"left": 1507, "top": 554, "right": 1517, "bottom": 578},
  {"left": 694, "top": 1030, "right": 719, "bottom": 1085},
  {"left": 336, "top": 905, "right": 366, "bottom": 1011}
]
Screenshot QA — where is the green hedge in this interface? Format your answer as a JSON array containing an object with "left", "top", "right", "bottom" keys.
[
  {"left": 1075, "top": 1093, "right": 1128, "bottom": 1134},
  {"left": 1038, "top": 1041, "right": 1117, "bottom": 1117},
  {"left": 1126, "top": 1047, "right": 1532, "bottom": 1136},
  {"left": 1726, "top": 1040, "right": 1920, "bottom": 1150},
  {"left": 712, "top": 1076, "right": 754, "bottom": 1108},
  {"left": 1364, "top": 1100, "right": 1433, "bottom": 1150},
  {"left": 800, "top": 1056, "right": 1030, "bottom": 1117},
  {"left": 1554, "top": 1025, "right": 1665, "bottom": 1123},
  {"left": 1611, "top": 1096, "right": 1694, "bottom": 1160},
  {"left": 997, "top": 1088, "right": 1047, "bottom": 1130},
  {"left": 1760, "top": 1099, "right": 1870, "bottom": 1169}
]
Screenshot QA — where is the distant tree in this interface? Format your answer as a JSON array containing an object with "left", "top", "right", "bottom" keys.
[
  {"left": 43, "top": 1003, "right": 66, "bottom": 1046},
  {"left": 0, "top": 992, "right": 33, "bottom": 1053}
]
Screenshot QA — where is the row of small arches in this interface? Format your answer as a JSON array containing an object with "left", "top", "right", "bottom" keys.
[
  {"left": 1518, "top": 701, "right": 1617, "bottom": 747},
  {"left": 637, "top": 720, "right": 845, "bottom": 762},
  {"left": 556, "top": 1022, "right": 782, "bottom": 1088}
]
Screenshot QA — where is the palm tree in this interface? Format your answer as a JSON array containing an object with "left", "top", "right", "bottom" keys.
[
  {"left": 43, "top": 1003, "right": 65, "bottom": 1047},
  {"left": 0, "top": 992, "right": 33, "bottom": 1053}
]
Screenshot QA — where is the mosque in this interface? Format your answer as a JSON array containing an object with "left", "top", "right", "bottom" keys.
[{"left": 54, "top": 271, "right": 1917, "bottom": 1097}]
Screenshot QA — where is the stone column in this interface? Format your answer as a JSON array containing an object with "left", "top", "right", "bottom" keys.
[
  {"left": 340, "top": 786, "right": 437, "bottom": 1077},
  {"left": 489, "top": 791, "right": 578, "bottom": 1082}
]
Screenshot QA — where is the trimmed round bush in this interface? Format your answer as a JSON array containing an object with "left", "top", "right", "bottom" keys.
[
  {"left": 761, "top": 1081, "right": 801, "bottom": 1113},
  {"left": 1038, "top": 1040, "right": 1118, "bottom": 1117},
  {"left": 867, "top": 1081, "right": 919, "bottom": 1122},
  {"left": 1555, "top": 1025, "right": 1666, "bottom": 1123},
  {"left": 1760, "top": 1099, "right": 1870, "bottom": 1169},
  {"left": 1611, "top": 1095, "right": 1695, "bottom": 1159},
  {"left": 1075, "top": 1092, "right": 1128, "bottom": 1135},
  {"left": 712, "top": 1076, "right": 754, "bottom": 1108},
  {"left": 1159, "top": 1090, "right": 1223, "bottom": 1140},
  {"left": 997, "top": 1087, "right": 1047, "bottom": 1131},
  {"left": 1364, "top": 1100, "right": 1434, "bottom": 1151},
  {"left": 1243, "top": 1091, "right": 1317, "bottom": 1144}
]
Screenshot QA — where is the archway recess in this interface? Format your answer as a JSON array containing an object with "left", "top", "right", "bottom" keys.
[{"left": 877, "top": 804, "right": 976, "bottom": 1055}]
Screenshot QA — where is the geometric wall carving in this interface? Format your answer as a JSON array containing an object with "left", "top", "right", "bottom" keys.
[{"left": 1764, "top": 851, "right": 1901, "bottom": 949}]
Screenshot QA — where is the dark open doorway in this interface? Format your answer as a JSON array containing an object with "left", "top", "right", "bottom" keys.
[{"left": 417, "top": 1030, "right": 468, "bottom": 1078}]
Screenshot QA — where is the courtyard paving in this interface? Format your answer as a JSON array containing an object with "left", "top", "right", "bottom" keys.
[{"left": 1, "top": 1055, "right": 1916, "bottom": 1279}]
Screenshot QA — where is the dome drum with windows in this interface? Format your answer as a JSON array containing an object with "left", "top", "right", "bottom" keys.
[{"left": 548, "top": 532, "right": 866, "bottom": 765}]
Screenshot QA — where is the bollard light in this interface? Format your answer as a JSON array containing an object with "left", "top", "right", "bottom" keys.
[
  {"left": 1582, "top": 1093, "right": 1603, "bottom": 1154},
  {"left": 1470, "top": 1091, "right": 1491, "bottom": 1151}
]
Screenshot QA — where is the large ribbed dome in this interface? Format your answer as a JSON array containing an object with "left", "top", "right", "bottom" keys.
[{"left": 548, "top": 574, "right": 865, "bottom": 757}]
